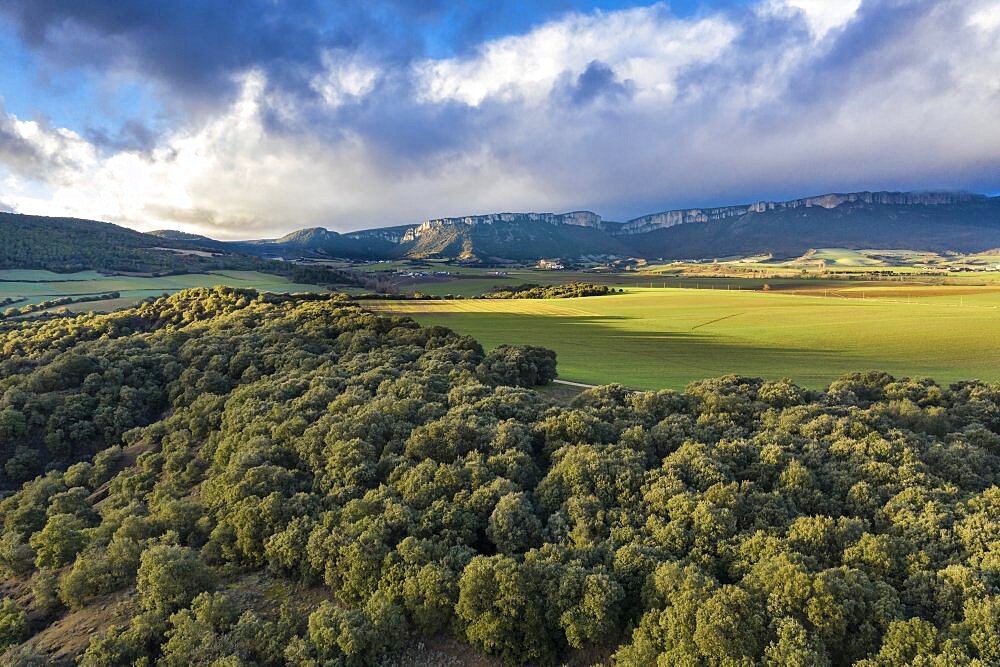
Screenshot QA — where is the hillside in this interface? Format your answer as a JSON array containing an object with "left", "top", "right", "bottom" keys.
[
  {"left": 5, "top": 191, "right": 1000, "bottom": 268},
  {"left": 237, "top": 227, "right": 401, "bottom": 260},
  {"left": 245, "top": 191, "right": 1000, "bottom": 262},
  {"left": 0, "top": 213, "right": 231, "bottom": 273},
  {"left": 634, "top": 195, "right": 1000, "bottom": 258},
  {"left": 1, "top": 288, "right": 999, "bottom": 664},
  {"left": 148, "top": 230, "right": 221, "bottom": 245},
  {"left": 395, "top": 215, "right": 631, "bottom": 260}
]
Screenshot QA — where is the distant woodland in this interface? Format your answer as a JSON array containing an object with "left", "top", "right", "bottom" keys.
[
  {"left": 478, "top": 282, "right": 620, "bottom": 299},
  {"left": 0, "top": 288, "right": 997, "bottom": 664}
]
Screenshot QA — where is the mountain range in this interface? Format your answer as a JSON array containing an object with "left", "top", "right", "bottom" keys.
[
  {"left": 3, "top": 190, "right": 1000, "bottom": 270},
  {"left": 227, "top": 190, "right": 1000, "bottom": 262}
]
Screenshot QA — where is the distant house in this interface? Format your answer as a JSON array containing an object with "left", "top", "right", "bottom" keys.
[{"left": 536, "top": 259, "right": 564, "bottom": 270}]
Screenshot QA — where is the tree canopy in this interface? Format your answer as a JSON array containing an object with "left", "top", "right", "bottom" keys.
[{"left": 0, "top": 287, "right": 998, "bottom": 664}]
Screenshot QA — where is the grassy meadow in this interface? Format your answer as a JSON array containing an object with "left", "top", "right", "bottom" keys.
[
  {"left": 7, "top": 250, "right": 1000, "bottom": 391},
  {"left": 0, "top": 270, "right": 331, "bottom": 314},
  {"left": 369, "top": 286, "right": 1000, "bottom": 389}
]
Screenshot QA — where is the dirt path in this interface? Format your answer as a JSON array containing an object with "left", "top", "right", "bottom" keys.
[{"left": 553, "top": 378, "right": 597, "bottom": 389}]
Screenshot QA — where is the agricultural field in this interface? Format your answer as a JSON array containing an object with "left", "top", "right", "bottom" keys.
[
  {"left": 369, "top": 285, "right": 1000, "bottom": 389},
  {"left": 324, "top": 247, "right": 1000, "bottom": 299},
  {"left": 0, "top": 269, "right": 330, "bottom": 314},
  {"left": 640, "top": 247, "right": 1000, "bottom": 278}
]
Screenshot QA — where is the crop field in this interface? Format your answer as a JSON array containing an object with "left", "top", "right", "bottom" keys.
[
  {"left": 0, "top": 270, "right": 330, "bottom": 313},
  {"left": 369, "top": 286, "right": 1000, "bottom": 389},
  {"left": 348, "top": 247, "right": 1000, "bottom": 299}
]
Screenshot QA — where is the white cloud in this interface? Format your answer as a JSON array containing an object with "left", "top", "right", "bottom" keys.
[
  {"left": 414, "top": 5, "right": 737, "bottom": 106},
  {"left": 774, "top": 0, "right": 862, "bottom": 37},
  {"left": 969, "top": 2, "right": 1000, "bottom": 31},
  {"left": 0, "top": 0, "right": 998, "bottom": 237},
  {"left": 311, "top": 51, "right": 380, "bottom": 108},
  {"left": 0, "top": 72, "right": 554, "bottom": 237}
]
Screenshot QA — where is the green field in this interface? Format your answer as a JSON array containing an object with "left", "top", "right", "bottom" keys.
[
  {"left": 370, "top": 287, "right": 1000, "bottom": 389},
  {"left": 0, "top": 270, "right": 330, "bottom": 314},
  {"left": 335, "top": 247, "right": 1000, "bottom": 300}
]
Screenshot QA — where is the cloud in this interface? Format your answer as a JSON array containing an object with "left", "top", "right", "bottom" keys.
[
  {"left": 0, "top": 1, "right": 581, "bottom": 111},
  {"left": 85, "top": 119, "right": 159, "bottom": 153},
  {"left": 0, "top": 0, "right": 998, "bottom": 237},
  {"left": 413, "top": 6, "right": 737, "bottom": 107},
  {"left": 0, "top": 73, "right": 552, "bottom": 238},
  {"left": 0, "top": 0, "right": 335, "bottom": 107},
  {"left": 0, "top": 117, "right": 46, "bottom": 178},
  {"left": 0, "top": 200, "right": 14, "bottom": 213},
  {"left": 0, "top": 103, "right": 96, "bottom": 181},
  {"left": 774, "top": 0, "right": 862, "bottom": 37},
  {"left": 562, "top": 60, "right": 634, "bottom": 106}
]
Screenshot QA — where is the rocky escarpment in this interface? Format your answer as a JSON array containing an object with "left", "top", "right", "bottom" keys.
[
  {"left": 617, "top": 191, "right": 986, "bottom": 235},
  {"left": 400, "top": 211, "right": 603, "bottom": 242},
  {"left": 210, "top": 190, "right": 998, "bottom": 261},
  {"left": 346, "top": 226, "right": 409, "bottom": 243},
  {"left": 383, "top": 192, "right": 985, "bottom": 243}
]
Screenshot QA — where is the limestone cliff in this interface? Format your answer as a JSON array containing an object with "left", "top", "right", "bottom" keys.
[
  {"left": 617, "top": 191, "right": 985, "bottom": 235},
  {"left": 400, "top": 211, "right": 603, "bottom": 242}
]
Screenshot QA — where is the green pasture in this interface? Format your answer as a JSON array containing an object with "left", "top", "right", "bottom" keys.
[
  {"left": 369, "top": 287, "right": 1000, "bottom": 390},
  {"left": 792, "top": 248, "right": 886, "bottom": 266},
  {"left": 0, "top": 270, "right": 330, "bottom": 313},
  {"left": 0, "top": 270, "right": 108, "bottom": 281},
  {"left": 400, "top": 270, "right": 756, "bottom": 296}
]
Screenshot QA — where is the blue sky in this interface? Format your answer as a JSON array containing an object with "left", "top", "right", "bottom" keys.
[{"left": 0, "top": 0, "right": 997, "bottom": 238}]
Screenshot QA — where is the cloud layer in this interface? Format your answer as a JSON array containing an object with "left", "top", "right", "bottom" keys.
[{"left": 0, "top": 0, "right": 998, "bottom": 238}]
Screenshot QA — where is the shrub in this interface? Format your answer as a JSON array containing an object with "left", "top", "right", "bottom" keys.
[
  {"left": 477, "top": 345, "right": 557, "bottom": 387},
  {"left": 136, "top": 544, "right": 216, "bottom": 614},
  {"left": 0, "top": 598, "right": 28, "bottom": 651}
]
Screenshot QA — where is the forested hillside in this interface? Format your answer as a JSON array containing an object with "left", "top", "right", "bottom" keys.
[
  {"left": 0, "top": 213, "right": 216, "bottom": 273},
  {"left": 0, "top": 288, "right": 999, "bottom": 664},
  {"left": 0, "top": 214, "right": 372, "bottom": 292}
]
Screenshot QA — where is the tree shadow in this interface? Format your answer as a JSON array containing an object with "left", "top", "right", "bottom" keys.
[{"left": 415, "top": 312, "right": 882, "bottom": 390}]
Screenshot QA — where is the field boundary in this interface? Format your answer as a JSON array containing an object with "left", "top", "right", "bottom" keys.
[{"left": 553, "top": 379, "right": 597, "bottom": 389}]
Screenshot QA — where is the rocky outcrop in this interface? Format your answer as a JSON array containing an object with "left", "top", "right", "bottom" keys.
[
  {"left": 272, "top": 227, "right": 338, "bottom": 246},
  {"left": 399, "top": 211, "right": 603, "bottom": 242},
  {"left": 238, "top": 190, "right": 995, "bottom": 261},
  {"left": 388, "top": 192, "right": 983, "bottom": 242},
  {"left": 616, "top": 191, "right": 985, "bottom": 235},
  {"left": 346, "top": 228, "right": 408, "bottom": 243},
  {"left": 558, "top": 211, "right": 603, "bottom": 227}
]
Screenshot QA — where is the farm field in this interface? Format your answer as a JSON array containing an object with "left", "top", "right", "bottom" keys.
[
  {"left": 330, "top": 247, "right": 1000, "bottom": 298},
  {"left": 0, "top": 269, "right": 330, "bottom": 313},
  {"left": 369, "top": 286, "right": 1000, "bottom": 389}
]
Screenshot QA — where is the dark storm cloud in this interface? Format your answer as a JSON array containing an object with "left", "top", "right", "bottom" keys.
[
  {"left": 783, "top": 0, "right": 948, "bottom": 106},
  {"left": 0, "top": 108, "right": 49, "bottom": 178},
  {"left": 0, "top": 201, "right": 14, "bottom": 213},
  {"left": 0, "top": 0, "right": 366, "bottom": 105},
  {"left": 85, "top": 119, "right": 159, "bottom": 153},
  {"left": 0, "top": 1, "right": 662, "bottom": 108},
  {"left": 564, "top": 61, "right": 634, "bottom": 106}
]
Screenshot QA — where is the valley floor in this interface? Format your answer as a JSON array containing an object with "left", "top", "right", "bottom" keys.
[
  {"left": 369, "top": 286, "right": 1000, "bottom": 389},
  {"left": 0, "top": 269, "right": 333, "bottom": 315}
]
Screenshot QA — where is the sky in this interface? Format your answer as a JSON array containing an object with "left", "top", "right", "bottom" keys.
[{"left": 0, "top": 0, "right": 997, "bottom": 239}]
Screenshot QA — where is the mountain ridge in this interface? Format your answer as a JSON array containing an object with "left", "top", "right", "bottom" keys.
[
  {"left": 4, "top": 190, "right": 999, "bottom": 266},
  {"left": 328, "top": 190, "right": 999, "bottom": 261}
]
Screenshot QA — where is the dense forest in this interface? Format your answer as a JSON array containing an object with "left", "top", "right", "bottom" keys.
[
  {"left": 478, "top": 282, "right": 620, "bottom": 299},
  {"left": 0, "top": 213, "right": 226, "bottom": 274},
  {"left": 0, "top": 293, "right": 121, "bottom": 321},
  {"left": 0, "top": 288, "right": 998, "bottom": 664}
]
